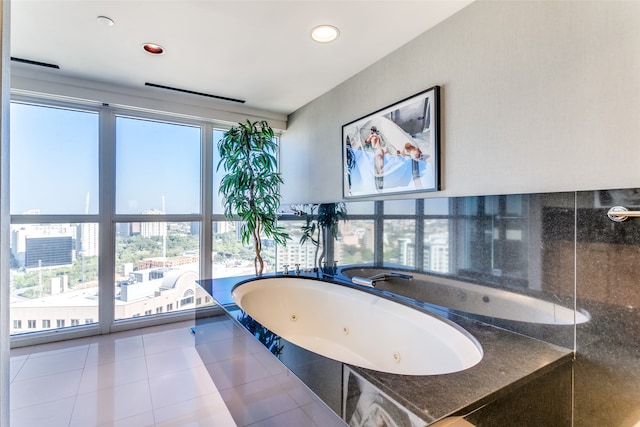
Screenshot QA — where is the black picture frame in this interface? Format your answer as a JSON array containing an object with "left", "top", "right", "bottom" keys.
[{"left": 342, "top": 86, "right": 440, "bottom": 198}]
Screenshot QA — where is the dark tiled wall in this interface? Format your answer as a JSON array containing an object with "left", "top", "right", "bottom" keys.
[
  {"left": 367, "top": 189, "right": 640, "bottom": 425},
  {"left": 574, "top": 190, "right": 640, "bottom": 427}
]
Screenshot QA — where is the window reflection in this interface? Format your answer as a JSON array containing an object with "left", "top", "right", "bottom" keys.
[
  {"left": 277, "top": 220, "right": 318, "bottom": 271},
  {"left": 337, "top": 219, "right": 375, "bottom": 265},
  {"left": 383, "top": 219, "right": 416, "bottom": 267},
  {"left": 452, "top": 195, "right": 529, "bottom": 287},
  {"left": 424, "top": 219, "right": 450, "bottom": 273}
]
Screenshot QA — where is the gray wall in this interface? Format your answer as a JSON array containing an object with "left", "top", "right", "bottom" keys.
[{"left": 280, "top": 0, "right": 640, "bottom": 204}]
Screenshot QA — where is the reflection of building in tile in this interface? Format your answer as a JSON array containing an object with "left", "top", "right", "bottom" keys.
[
  {"left": 340, "top": 233, "right": 360, "bottom": 246},
  {"left": 276, "top": 242, "right": 317, "bottom": 270},
  {"left": 362, "top": 224, "right": 375, "bottom": 252},
  {"left": 398, "top": 238, "right": 414, "bottom": 266},
  {"left": 425, "top": 233, "right": 449, "bottom": 273}
]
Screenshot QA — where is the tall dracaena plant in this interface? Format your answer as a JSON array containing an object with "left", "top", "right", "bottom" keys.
[{"left": 217, "top": 120, "right": 289, "bottom": 275}]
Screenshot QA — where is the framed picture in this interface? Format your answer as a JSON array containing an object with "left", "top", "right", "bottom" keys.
[{"left": 342, "top": 86, "right": 440, "bottom": 198}]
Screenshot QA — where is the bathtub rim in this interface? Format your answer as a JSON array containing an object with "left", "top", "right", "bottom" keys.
[
  {"left": 231, "top": 274, "right": 484, "bottom": 364},
  {"left": 338, "top": 264, "right": 591, "bottom": 325}
]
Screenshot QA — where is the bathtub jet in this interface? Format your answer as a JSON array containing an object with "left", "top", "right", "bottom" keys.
[{"left": 231, "top": 276, "right": 483, "bottom": 376}]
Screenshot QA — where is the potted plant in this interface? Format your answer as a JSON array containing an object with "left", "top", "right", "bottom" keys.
[
  {"left": 299, "top": 202, "right": 347, "bottom": 272},
  {"left": 217, "top": 120, "right": 289, "bottom": 275}
]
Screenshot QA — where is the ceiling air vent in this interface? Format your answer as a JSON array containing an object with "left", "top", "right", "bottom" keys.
[
  {"left": 145, "top": 82, "right": 245, "bottom": 104},
  {"left": 11, "top": 57, "right": 60, "bottom": 69}
]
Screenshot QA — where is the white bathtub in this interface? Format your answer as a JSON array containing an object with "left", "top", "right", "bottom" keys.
[
  {"left": 231, "top": 277, "right": 483, "bottom": 376},
  {"left": 342, "top": 267, "right": 590, "bottom": 325}
]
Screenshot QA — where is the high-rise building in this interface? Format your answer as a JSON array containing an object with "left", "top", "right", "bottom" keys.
[
  {"left": 25, "top": 236, "right": 73, "bottom": 269},
  {"left": 140, "top": 209, "right": 167, "bottom": 238},
  {"left": 77, "top": 223, "right": 99, "bottom": 257}
]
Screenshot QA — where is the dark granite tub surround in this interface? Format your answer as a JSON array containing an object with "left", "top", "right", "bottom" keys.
[
  {"left": 197, "top": 275, "right": 573, "bottom": 426},
  {"left": 572, "top": 190, "right": 640, "bottom": 427},
  {"left": 339, "top": 266, "right": 587, "bottom": 325}
]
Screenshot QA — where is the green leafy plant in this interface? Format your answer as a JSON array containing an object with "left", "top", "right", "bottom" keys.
[
  {"left": 217, "top": 120, "right": 289, "bottom": 275},
  {"left": 299, "top": 202, "right": 347, "bottom": 270}
]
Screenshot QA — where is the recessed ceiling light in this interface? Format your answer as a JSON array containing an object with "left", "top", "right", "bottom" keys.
[
  {"left": 96, "top": 16, "right": 115, "bottom": 27},
  {"left": 311, "top": 25, "right": 340, "bottom": 43},
  {"left": 142, "top": 43, "right": 165, "bottom": 55}
]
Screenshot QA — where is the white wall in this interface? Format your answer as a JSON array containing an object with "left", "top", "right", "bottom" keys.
[{"left": 280, "top": 1, "right": 640, "bottom": 204}]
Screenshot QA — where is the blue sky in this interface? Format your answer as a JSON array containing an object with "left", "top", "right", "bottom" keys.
[{"left": 10, "top": 103, "right": 203, "bottom": 215}]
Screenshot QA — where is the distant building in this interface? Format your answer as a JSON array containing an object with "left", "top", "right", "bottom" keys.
[
  {"left": 11, "top": 223, "right": 78, "bottom": 268},
  {"left": 398, "top": 238, "right": 414, "bottom": 266},
  {"left": 25, "top": 236, "right": 73, "bottom": 269},
  {"left": 140, "top": 209, "right": 166, "bottom": 238},
  {"left": 10, "top": 265, "right": 214, "bottom": 335},
  {"left": 425, "top": 233, "right": 449, "bottom": 273},
  {"left": 77, "top": 223, "right": 99, "bottom": 257}
]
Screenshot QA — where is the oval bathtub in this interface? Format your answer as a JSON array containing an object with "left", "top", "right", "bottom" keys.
[
  {"left": 231, "top": 277, "right": 483, "bottom": 376},
  {"left": 341, "top": 267, "right": 590, "bottom": 325}
]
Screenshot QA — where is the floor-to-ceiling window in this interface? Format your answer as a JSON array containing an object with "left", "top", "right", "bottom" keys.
[
  {"left": 9, "top": 97, "right": 285, "bottom": 342},
  {"left": 10, "top": 102, "right": 100, "bottom": 335},
  {"left": 114, "top": 116, "right": 201, "bottom": 321},
  {"left": 9, "top": 99, "right": 221, "bottom": 341}
]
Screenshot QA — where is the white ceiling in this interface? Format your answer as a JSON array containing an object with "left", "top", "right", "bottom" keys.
[{"left": 11, "top": 0, "right": 473, "bottom": 115}]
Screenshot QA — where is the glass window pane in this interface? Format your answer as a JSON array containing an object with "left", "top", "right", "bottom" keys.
[
  {"left": 424, "top": 219, "right": 450, "bottom": 273},
  {"left": 10, "top": 222, "right": 99, "bottom": 335},
  {"left": 344, "top": 201, "right": 375, "bottom": 215},
  {"left": 384, "top": 199, "right": 416, "bottom": 215},
  {"left": 336, "top": 219, "right": 375, "bottom": 265},
  {"left": 505, "top": 194, "right": 525, "bottom": 216},
  {"left": 212, "top": 220, "right": 276, "bottom": 277},
  {"left": 115, "top": 221, "right": 200, "bottom": 320},
  {"left": 277, "top": 220, "right": 318, "bottom": 271},
  {"left": 116, "top": 117, "right": 201, "bottom": 214},
  {"left": 383, "top": 219, "right": 416, "bottom": 267},
  {"left": 10, "top": 103, "right": 99, "bottom": 215},
  {"left": 424, "top": 197, "right": 450, "bottom": 215}
]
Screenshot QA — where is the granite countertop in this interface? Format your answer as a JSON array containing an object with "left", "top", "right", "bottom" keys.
[{"left": 197, "top": 273, "right": 573, "bottom": 424}]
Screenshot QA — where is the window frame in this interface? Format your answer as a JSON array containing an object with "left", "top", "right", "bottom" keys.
[{"left": 9, "top": 95, "right": 224, "bottom": 347}]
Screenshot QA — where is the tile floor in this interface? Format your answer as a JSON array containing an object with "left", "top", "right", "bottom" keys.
[{"left": 10, "top": 316, "right": 345, "bottom": 427}]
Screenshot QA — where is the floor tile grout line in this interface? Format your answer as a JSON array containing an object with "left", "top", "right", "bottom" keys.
[
  {"left": 66, "top": 340, "right": 93, "bottom": 427},
  {"left": 140, "top": 328, "right": 158, "bottom": 426}
]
